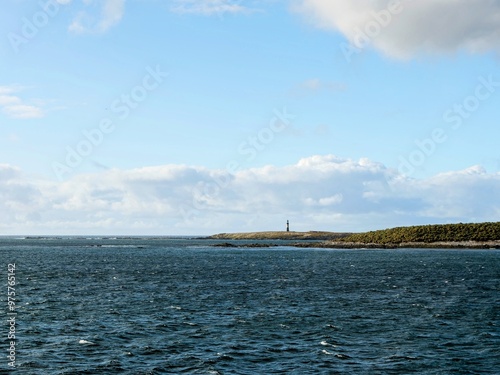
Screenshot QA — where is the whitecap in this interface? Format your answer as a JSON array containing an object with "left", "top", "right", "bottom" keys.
[
  {"left": 321, "top": 340, "right": 338, "bottom": 348},
  {"left": 78, "top": 339, "right": 95, "bottom": 345},
  {"left": 335, "top": 353, "right": 351, "bottom": 360}
]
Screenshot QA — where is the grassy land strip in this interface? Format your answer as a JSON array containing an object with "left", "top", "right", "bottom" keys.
[
  {"left": 339, "top": 222, "right": 500, "bottom": 244},
  {"left": 208, "top": 231, "right": 351, "bottom": 241},
  {"left": 208, "top": 222, "right": 500, "bottom": 249}
]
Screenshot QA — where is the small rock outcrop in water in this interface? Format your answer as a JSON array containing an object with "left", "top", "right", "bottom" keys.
[{"left": 213, "top": 242, "right": 274, "bottom": 248}]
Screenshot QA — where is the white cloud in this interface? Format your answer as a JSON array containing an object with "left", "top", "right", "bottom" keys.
[
  {"left": 171, "top": 0, "right": 256, "bottom": 16},
  {"left": 305, "top": 194, "right": 343, "bottom": 207},
  {"left": 293, "top": 78, "right": 347, "bottom": 96},
  {"left": 1, "top": 155, "right": 500, "bottom": 234},
  {"left": 0, "top": 86, "right": 44, "bottom": 119},
  {"left": 64, "top": 0, "right": 257, "bottom": 32},
  {"left": 68, "top": 0, "right": 125, "bottom": 34},
  {"left": 2, "top": 104, "right": 44, "bottom": 119},
  {"left": 294, "top": 0, "right": 500, "bottom": 59}
]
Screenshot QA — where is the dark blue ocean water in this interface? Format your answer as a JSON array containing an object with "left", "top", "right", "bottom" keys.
[{"left": 1, "top": 237, "right": 499, "bottom": 374}]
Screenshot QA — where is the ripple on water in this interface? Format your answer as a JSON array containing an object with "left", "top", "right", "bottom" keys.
[{"left": 3, "top": 241, "right": 498, "bottom": 374}]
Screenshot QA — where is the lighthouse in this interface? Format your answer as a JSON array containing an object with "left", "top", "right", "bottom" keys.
[{"left": 286, "top": 220, "right": 289, "bottom": 232}]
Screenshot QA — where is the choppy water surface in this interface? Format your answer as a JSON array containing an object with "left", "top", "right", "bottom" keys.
[{"left": 1, "top": 237, "right": 499, "bottom": 374}]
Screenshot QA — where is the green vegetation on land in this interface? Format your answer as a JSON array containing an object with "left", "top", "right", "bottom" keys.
[
  {"left": 209, "top": 231, "right": 350, "bottom": 241},
  {"left": 209, "top": 222, "right": 500, "bottom": 249},
  {"left": 339, "top": 222, "right": 500, "bottom": 244}
]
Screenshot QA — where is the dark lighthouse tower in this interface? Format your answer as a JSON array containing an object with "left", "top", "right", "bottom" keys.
[{"left": 286, "top": 220, "right": 289, "bottom": 232}]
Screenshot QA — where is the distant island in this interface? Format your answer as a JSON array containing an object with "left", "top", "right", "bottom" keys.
[
  {"left": 209, "top": 231, "right": 350, "bottom": 241},
  {"left": 208, "top": 222, "right": 500, "bottom": 249}
]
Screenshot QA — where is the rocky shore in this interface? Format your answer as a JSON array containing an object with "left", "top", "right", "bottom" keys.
[
  {"left": 292, "top": 240, "right": 500, "bottom": 249},
  {"left": 212, "top": 240, "right": 500, "bottom": 249},
  {"left": 208, "top": 223, "right": 500, "bottom": 249},
  {"left": 207, "top": 231, "right": 351, "bottom": 241}
]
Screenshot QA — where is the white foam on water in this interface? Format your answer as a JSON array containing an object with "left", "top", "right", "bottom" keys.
[
  {"left": 320, "top": 340, "right": 338, "bottom": 348},
  {"left": 78, "top": 339, "right": 95, "bottom": 345}
]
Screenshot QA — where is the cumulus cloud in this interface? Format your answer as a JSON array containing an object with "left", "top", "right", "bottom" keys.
[
  {"left": 0, "top": 86, "right": 44, "bottom": 119},
  {"left": 1, "top": 155, "right": 500, "bottom": 235},
  {"left": 67, "top": 0, "right": 125, "bottom": 34},
  {"left": 294, "top": 0, "right": 500, "bottom": 59}
]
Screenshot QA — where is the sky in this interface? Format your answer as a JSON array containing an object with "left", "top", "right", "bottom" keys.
[{"left": 1, "top": 0, "right": 500, "bottom": 235}]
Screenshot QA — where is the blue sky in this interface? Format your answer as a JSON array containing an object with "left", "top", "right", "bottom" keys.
[{"left": 1, "top": 0, "right": 500, "bottom": 235}]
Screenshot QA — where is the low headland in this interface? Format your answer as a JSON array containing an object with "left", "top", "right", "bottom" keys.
[
  {"left": 208, "top": 222, "right": 500, "bottom": 249},
  {"left": 209, "top": 231, "right": 350, "bottom": 241}
]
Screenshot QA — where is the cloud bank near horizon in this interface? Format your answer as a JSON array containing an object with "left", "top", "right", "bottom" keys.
[
  {"left": 1, "top": 155, "right": 499, "bottom": 235},
  {"left": 294, "top": 0, "right": 500, "bottom": 59}
]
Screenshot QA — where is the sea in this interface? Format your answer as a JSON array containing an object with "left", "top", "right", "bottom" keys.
[{"left": 0, "top": 237, "right": 499, "bottom": 374}]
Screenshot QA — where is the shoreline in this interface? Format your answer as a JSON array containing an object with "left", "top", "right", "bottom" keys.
[
  {"left": 293, "top": 240, "right": 500, "bottom": 249},
  {"left": 207, "top": 231, "right": 351, "bottom": 241},
  {"left": 208, "top": 222, "right": 500, "bottom": 249},
  {"left": 212, "top": 240, "right": 500, "bottom": 249},
  {"left": 208, "top": 230, "right": 500, "bottom": 249}
]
